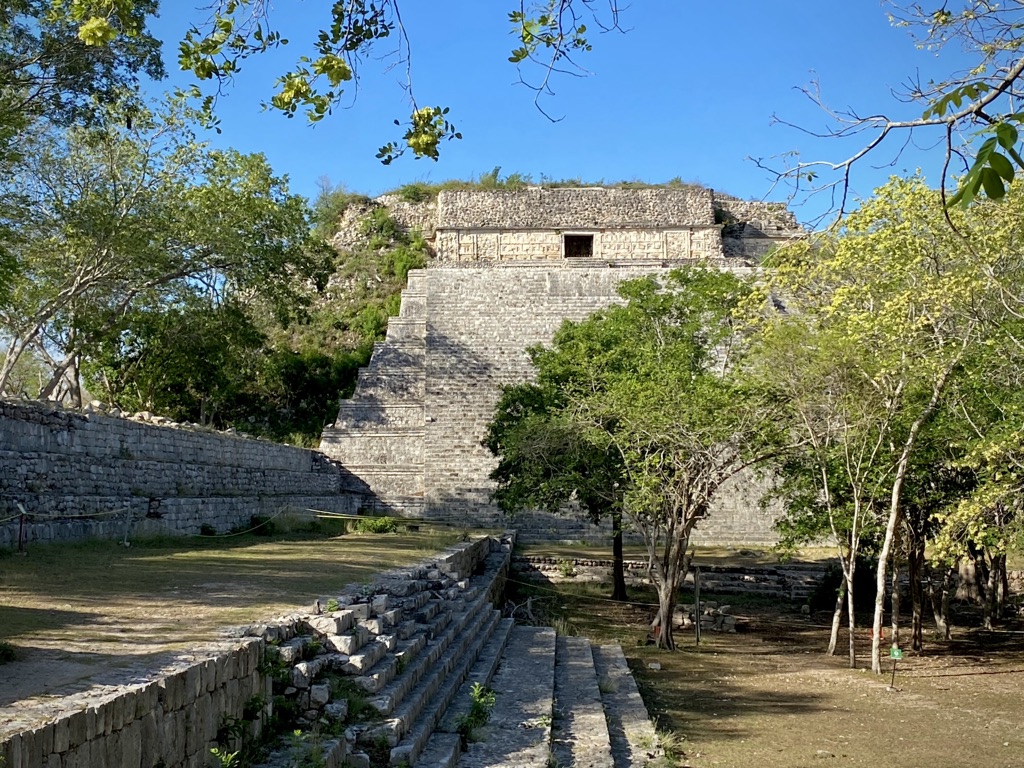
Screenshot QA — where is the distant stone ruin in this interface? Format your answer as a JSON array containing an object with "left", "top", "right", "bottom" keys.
[{"left": 318, "top": 186, "right": 803, "bottom": 542}]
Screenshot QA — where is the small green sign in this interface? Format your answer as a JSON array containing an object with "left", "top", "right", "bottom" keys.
[{"left": 890, "top": 647, "right": 904, "bottom": 660}]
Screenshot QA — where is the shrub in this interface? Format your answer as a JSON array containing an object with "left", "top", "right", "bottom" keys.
[
  {"left": 249, "top": 514, "right": 278, "bottom": 536},
  {"left": 395, "top": 182, "right": 436, "bottom": 203},
  {"left": 0, "top": 641, "right": 16, "bottom": 664},
  {"left": 354, "top": 516, "right": 399, "bottom": 534},
  {"left": 456, "top": 682, "right": 496, "bottom": 745}
]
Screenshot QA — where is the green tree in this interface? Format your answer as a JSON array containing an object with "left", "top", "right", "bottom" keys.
[
  {"left": 757, "top": 176, "right": 1018, "bottom": 672},
  {"left": 0, "top": 97, "right": 328, "bottom": 403},
  {"left": 488, "top": 268, "right": 780, "bottom": 649},
  {"left": 747, "top": 320, "right": 889, "bottom": 666},
  {"left": 485, "top": 382, "right": 630, "bottom": 602},
  {"left": 84, "top": 299, "right": 265, "bottom": 425},
  {"left": 0, "top": 1, "right": 163, "bottom": 127}
]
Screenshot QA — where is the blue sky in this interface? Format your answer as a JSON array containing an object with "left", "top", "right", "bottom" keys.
[{"left": 145, "top": 2, "right": 975, "bottom": 225}]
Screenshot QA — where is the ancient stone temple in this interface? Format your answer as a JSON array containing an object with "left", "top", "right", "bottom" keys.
[{"left": 318, "top": 186, "right": 803, "bottom": 542}]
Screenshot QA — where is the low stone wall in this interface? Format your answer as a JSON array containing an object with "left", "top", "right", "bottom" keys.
[
  {"left": 0, "top": 534, "right": 511, "bottom": 768},
  {"left": 0, "top": 638, "right": 269, "bottom": 768},
  {"left": 0, "top": 400, "right": 368, "bottom": 548}
]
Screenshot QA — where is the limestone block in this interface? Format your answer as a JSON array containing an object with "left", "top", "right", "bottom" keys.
[
  {"left": 358, "top": 617, "right": 384, "bottom": 635},
  {"left": 52, "top": 719, "right": 70, "bottom": 753},
  {"left": 66, "top": 710, "right": 88, "bottom": 750},
  {"left": 103, "top": 729, "right": 122, "bottom": 768},
  {"left": 111, "top": 692, "right": 128, "bottom": 731},
  {"left": 32, "top": 724, "right": 54, "bottom": 758},
  {"left": 324, "top": 700, "right": 349, "bottom": 722},
  {"left": 120, "top": 720, "right": 143, "bottom": 768},
  {"left": 310, "top": 684, "right": 332, "bottom": 708},
  {"left": 291, "top": 657, "right": 328, "bottom": 689},
  {"left": 323, "top": 633, "right": 355, "bottom": 655},
  {"left": 158, "top": 671, "right": 186, "bottom": 711},
  {"left": 276, "top": 637, "right": 308, "bottom": 664},
  {"left": 305, "top": 615, "right": 346, "bottom": 636},
  {"left": 340, "top": 643, "right": 384, "bottom": 675},
  {"left": 139, "top": 711, "right": 161, "bottom": 768}
]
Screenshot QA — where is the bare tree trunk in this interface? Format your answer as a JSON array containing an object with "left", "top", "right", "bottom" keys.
[
  {"left": 984, "top": 553, "right": 1007, "bottom": 629},
  {"left": 891, "top": 559, "right": 901, "bottom": 649},
  {"left": 827, "top": 577, "right": 846, "bottom": 656},
  {"left": 927, "top": 566, "right": 953, "bottom": 640},
  {"left": 847, "top": 564, "right": 857, "bottom": 669},
  {"left": 870, "top": 363, "right": 954, "bottom": 674},
  {"left": 908, "top": 535, "right": 925, "bottom": 652},
  {"left": 871, "top": 515, "right": 898, "bottom": 673},
  {"left": 68, "top": 355, "right": 82, "bottom": 408},
  {"left": 611, "top": 511, "right": 628, "bottom": 602},
  {"left": 0, "top": 337, "right": 28, "bottom": 394},
  {"left": 649, "top": 546, "right": 692, "bottom": 651}
]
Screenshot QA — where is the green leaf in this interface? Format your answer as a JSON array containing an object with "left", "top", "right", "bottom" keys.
[
  {"left": 979, "top": 166, "right": 1006, "bottom": 200},
  {"left": 988, "top": 151, "right": 1015, "bottom": 182},
  {"left": 995, "top": 122, "right": 1019, "bottom": 150}
]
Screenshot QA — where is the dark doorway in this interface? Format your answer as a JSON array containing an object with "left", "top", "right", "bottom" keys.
[{"left": 564, "top": 234, "right": 594, "bottom": 258}]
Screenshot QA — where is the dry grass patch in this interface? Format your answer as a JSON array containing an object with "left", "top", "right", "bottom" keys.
[{"left": 0, "top": 525, "right": 462, "bottom": 649}]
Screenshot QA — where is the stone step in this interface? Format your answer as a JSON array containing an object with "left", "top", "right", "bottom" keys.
[
  {"left": 458, "top": 626, "right": 557, "bottom": 768},
  {"left": 415, "top": 732, "right": 461, "bottom": 768},
  {"left": 366, "top": 588, "right": 492, "bottom": 720},
  {"left": 436, "top": 617, "right": 515, "bottom": 735},
  {"left": 551, "top": 637, "right": 614, "bottom": 768},
  {"left": 389, "top": 610, "right": 502, "bottom": 766},
  {"left": 590, "top": 645, "right": 662, "bottom": 768}
]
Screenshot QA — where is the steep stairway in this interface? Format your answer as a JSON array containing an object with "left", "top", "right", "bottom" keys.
[
  {"left": 412, "top": 630, "right": 660, "bottom": 768},
  {"left": 247, "top": 534, "right": 660, "bottom": 768}
]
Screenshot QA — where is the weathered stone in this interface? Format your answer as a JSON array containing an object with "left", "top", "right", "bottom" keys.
[
  {"left": 324, "top": 701, "right": 349, "bottom": 722},
  {"left": 310, "top": 684, "right": 331, "bottom": 708}
]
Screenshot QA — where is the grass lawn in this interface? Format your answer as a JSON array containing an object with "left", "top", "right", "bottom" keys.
[
  {"left": 0, "top": 523, "right": 463, "bottom": 648},
  {"left": 0, "top": 522, "right": 464, "bottom": 710}
]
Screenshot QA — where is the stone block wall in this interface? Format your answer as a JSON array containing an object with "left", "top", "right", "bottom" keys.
[
  {"left": 320, "top": 264, "right": 779, "bottom": 544},
  {"left": 434, "top": 226, "right": 724, "bottom": 263},
  {"left": 0, "top": 638, "right": 268, "bottom": 768},
  {"left": 430, "top": 188, "right": 802, "bottom": 264},
  {"left": 436, "top": 187, "right": 716, "bottom": 230},
  {"left": 714, "top": 194, "right": 804, "bottom": 260},
  {"left": 0, "top": 400, "right": 367, "bottom": 548}
]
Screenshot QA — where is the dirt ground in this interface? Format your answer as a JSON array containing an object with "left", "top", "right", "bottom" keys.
[{"left": 531, "top": 578, "right": 1024, "bottom": 768}]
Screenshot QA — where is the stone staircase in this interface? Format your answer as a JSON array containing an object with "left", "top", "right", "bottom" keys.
[{"left": 252, "top": 534, "right": 660, "bottom": 768}]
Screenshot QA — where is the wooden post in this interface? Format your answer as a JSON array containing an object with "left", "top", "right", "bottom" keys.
[{"left": 16, "top": 502, "right": 27, "bottom": 554}]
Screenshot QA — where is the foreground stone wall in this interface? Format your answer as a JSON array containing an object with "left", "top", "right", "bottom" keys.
[
  {"left": 320, "top": 264, "right": 780, "bottom": 544},
  {"left": 0, "top": 400, "right": 367, "bottom": 548},
  {"left": 0, "top": 638, "right": 268, "bottom": 768},
  {"left": 0, "top": 535, "right": 508, "bottom": 768}
]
